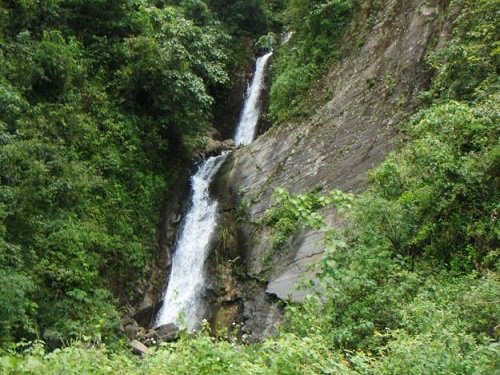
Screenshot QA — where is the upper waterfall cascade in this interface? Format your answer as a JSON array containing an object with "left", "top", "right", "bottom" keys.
[
  {"left": 234, "top": 51, "right": 273, "bottom": 146},
  {"left": 155, "top": 52, "right": 273, "bottom": 330}
]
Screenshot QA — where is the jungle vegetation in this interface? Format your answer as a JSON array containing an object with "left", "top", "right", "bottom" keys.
[{"left": 0, "top": 0, "right": 498, "bottom": 373}]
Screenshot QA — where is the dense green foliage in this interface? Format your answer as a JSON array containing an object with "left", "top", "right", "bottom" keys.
[
  {"left": 162, "top": 0, "right": 281, "bottom": 36},
  {"left": 0, "top": 328, "right": 347, "bottom": 374},
  {"left": 0, "top": 0, "right": 498, "bottom": 373},
  {"left": 206, "top": 0, "right": 287, "bottom": 36},
  {"left": 263, "top": 187, "right": 352, "bottom": 259},
  {"left": 0, "top": 0, "right": 243, "bottom": 345},
  {"left": 270, "top": 0, "right": 359, "bottom": 122}
]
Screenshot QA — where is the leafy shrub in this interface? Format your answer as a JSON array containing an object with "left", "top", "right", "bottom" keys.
[
  {"left": 0, "top": 270, "right": 36, "bottom": 344},
  {"left": 0, "top": 342, "right": 137, "bottom": 374},
  {"left": 207, "top": 0, "right": 269, "bottom": 36},
  {"left": 351, "top": 273, "right": 500, "bottom": 374},
  {"left": 270, "top": 0, "right": 359, "bottom": 123},
  {"left": 264, "top": 187, "right": 352, "bottom": 251},
  {"left": 367, "top": 99, "right": 499, "bottom": 271},
  {"left": 6, "top": 30, "right": 85, "bottom": 103},
  {"left": 427, "top": 0, "right": 499, "bottom": 100},
  {"left": 0, "top": 330, "right": 350, "bottom": 375}
]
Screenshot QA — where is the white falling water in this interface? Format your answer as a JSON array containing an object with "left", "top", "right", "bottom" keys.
[
  {"left": 234, "top": 51, "right": 273, "bottom": 146},
  {"left": 156, "top": 52, "right": 272, "bottom": 330},
  {"left": 155, "top": 154, "right": 227, "bottom": 329}
]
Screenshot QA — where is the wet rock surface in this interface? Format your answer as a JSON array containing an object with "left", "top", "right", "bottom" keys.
[
  {"left": 121, "top": 317, "right": 140, "bottom": 340},
  {"left": 149, "top": 323, "right": 180, "bottom": 343},
  {"left": 199, "top": 137, "right": 236, "bottom": 159},
  {"left": 265, "top": 229, "right": 324, "bottom": 301}
]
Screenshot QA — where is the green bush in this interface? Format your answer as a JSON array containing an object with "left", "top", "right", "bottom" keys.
[
  {"left": 207, "top": 0, "right": 269, "bottom": 36},
  {"left": 428, "top": 0, "right": 499, "bottom": 100},
  {"left": 0, "top": 330, "right": 351, "bottom": 375},
  {"left": 264, "top": 187, "right": 352, "bottom": 253},
  {"left": 0, "top": 270, "right": 36, "bottom": 344},
  {"left": 367, "top": 99, "right": 499, "bottom": 271},
  {"left": 270, "top": 0, "right": 358, "bottom": 123},
  {"left": 5, "top": 30, "right": 85, "bottom": 103}
]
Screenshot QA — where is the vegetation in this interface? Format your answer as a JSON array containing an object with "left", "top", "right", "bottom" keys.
[
  {"left": 263, "top": 187, "right": 352, "bottom": 254},
  {"left": 270, "top": 0, "right": 360, "bottom": 122},
  {"left": 0, "top": 327, "right": 347, "bottom": 374},
  {"left": 0, "top": 0, "right": 273, "bottom": 346},
  {"left": 282, "top": 0, "right": 500, "bottom": 372},
  {"left": 0, "top": 0, "right": 498, "bottom": 373}
]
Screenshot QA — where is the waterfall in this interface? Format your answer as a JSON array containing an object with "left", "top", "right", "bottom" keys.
[
  {"left": 155, "top": 51, "right": 272, "bottom": 330},
  {"left": 234, "top": 51, "right": 273, "bottom": 146},
  {"left": 155, "top": 154, "right": 227, "bottom": 329}
]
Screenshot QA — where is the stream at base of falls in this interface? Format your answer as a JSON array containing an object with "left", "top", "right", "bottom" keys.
[{"left": 155, "top": 51, "right": 273, "bottom": 330}]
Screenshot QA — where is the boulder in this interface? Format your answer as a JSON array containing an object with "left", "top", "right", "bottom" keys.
[
  {"left": 120, "top": 316, "right": 139, "bottom": 339},
  {"left": 141, "top": 323, "right": 180, "bottom": 345},
  {"left": 154, "top": 323, "right": 180, "bottom": 342},
  {"left": 201, "top": 137, "right": 236, "bottom": 158},
  {"left": 210, "top": 302, "right": 241, "bottom": 335},
  {"left": 125, "top": 323, "right": 139, "bottom": 340},
  {"left": 133, "top": 301, "right": 162, "bottom": 328},
  {"left": 129, "top": 339, "right": 151, "bottom": 356}
]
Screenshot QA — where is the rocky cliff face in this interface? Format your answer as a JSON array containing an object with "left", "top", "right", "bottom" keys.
[{"left": 207, "top": 0, "right": 451, "bottom": 341}]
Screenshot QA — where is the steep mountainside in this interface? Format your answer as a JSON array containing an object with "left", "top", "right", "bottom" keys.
[{"left": 208, "top": 0, "right": 450, "bottom": 340}]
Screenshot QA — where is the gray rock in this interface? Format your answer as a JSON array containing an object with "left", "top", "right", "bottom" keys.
[
  {"left": 420, "top": 7, "right": 439, "bottom": 17},
  {"left": 133, "top": 303, "right": 161, "bottom": 329},
  {"left": 154, "top": 323, "right": 180, "bottom": 342},
  {"left": 202, "top": 138, "right": 236, "bottom": 158},
  {"left": 122, "top": 318, "right": 139, "bottom": 340},
  {"left": 266, "top": 230, "right": 324, "bottom": 301},
  {"left": 129, "top": 340, "right": 151, "bottom": 356}
]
